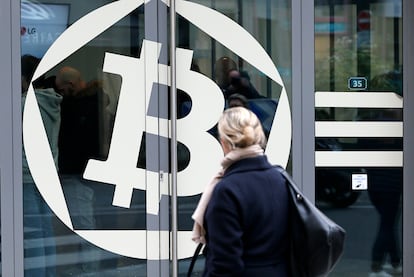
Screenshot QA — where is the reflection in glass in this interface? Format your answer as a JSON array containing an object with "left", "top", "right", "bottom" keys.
[
  {"left": 20, "top": 0, "right": 292, "bottom": 275},
  {"left": 177, "top": 0, "right": 291, "bottom": 275},
  {"left": 315, "top": 1, "right": 403, "bottom": 276},
  {"left": 21, "top": 54, "right": 59, "bottom": 276},
  {"left": 21, "top": 0, "right": 148, "bottom": 275}
]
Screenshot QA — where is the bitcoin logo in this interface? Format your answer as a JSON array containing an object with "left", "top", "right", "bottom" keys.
[{"left": 23, "top": 0, "right": 291, "bottom": 260}]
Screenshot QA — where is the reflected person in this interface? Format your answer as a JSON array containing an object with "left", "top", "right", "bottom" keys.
[
  {"left": 22, "top": 54, "right": 60, "bottom": 277},
  {"left": 227, "top": 93, "right": 248, "bottom": 109},
  {"left": 55, "top": 66, "right": 105, "bottom": 273},
  {"left": 367, "top": 168, "right": 402, "bottom": 277},
  {"left": 224, "top": 69, "right": 263, "bottom": 99}
]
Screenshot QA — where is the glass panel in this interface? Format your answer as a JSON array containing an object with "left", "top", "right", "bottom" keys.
[
  {"left": 176, "top": 0, "right": 292, "bottom": 274},
  {"left": 315, "top": 0, "right": 403, "bottom": 276},
  {"left": 20, "top": 1, "right": 156, "bottom": 275},
  {"left": 20, "top": 0, "right": 293, "bottom": 275}
]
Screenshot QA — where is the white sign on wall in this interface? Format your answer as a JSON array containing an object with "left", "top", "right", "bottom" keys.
[{"left": 352, "top": 174, "right": 368, "bottom": 190}]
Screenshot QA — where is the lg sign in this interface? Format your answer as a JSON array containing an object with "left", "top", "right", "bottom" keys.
[{"left": 21, "top": 26, "right": 37, "bottom": 35}]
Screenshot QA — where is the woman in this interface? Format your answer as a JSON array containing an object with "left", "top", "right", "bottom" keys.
[{"left": 192, "top": 107, "right": 290, "bottom": 276}]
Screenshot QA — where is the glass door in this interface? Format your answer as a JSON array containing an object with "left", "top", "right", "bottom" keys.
[
  {"left": 7, "top": 0, "right": 413, "bottom": 275},
  {"left": 174, "top": 0, "right": 293, "bottom": 274},
  {"left": 314, "top": 1, "right": 403, "bottom": 276},
  {"left": 19, "top": 0, "right": 294, "bottom": 275},
  {"left": 20, "top": 0, "right": 170, "bottom": 275}
]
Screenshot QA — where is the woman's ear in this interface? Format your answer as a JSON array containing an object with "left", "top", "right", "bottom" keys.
[{"left": 220, "top": 137, "right": 231, "bottom": 155}]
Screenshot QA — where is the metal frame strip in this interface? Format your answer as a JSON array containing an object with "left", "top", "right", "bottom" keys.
[
  {"left": 0, "top": 0, "right": 24, "bottom": 275},
  {"left": 169, "top": 0, "right": 178, "bottom": 276},
  {"left": 403, "top": 0, "right": 414, "bottom": 275}
]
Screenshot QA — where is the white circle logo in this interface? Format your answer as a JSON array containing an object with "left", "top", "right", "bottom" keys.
[{"left": 23, "top": 0, "right": 291, "bottom": 260}]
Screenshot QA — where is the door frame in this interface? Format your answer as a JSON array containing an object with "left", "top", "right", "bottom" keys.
[
  {"left": 292, "top": 0, "right": 315, "bottom": 201},
  {"left": 0, "top": 0, "right": 24, "bottom": 276},
  {"left": 403, "top": 0, "right": 414, "bottom": 274}
]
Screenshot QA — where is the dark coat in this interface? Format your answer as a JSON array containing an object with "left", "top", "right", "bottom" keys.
[
  {"left": 58, "top": 82, "right": 106, "bottom": 174},
  {"left": 203, "top": 155, "right": 290, "bottom": 277}
]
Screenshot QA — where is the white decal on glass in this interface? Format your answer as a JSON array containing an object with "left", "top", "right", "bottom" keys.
[{"left": 23, "top": 0, "right": 292, "bottom": 259}]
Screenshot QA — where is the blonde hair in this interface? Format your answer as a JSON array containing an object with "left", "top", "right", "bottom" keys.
[{"left": 218, "top": 107, "right": 267, "bottom": 149}]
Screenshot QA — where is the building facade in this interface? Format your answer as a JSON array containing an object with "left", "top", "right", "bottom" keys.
[{"left": 1, "top": 0, "right": 413, "bottom": 276}]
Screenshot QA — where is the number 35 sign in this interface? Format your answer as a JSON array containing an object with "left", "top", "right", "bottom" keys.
[{"left": 348, "top": 77, "right": 367, "bottom": 90}]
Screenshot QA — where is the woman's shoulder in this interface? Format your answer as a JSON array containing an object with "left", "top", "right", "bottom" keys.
[{"left": 220, "top": 162, "right": 285, "bottom": 189}]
